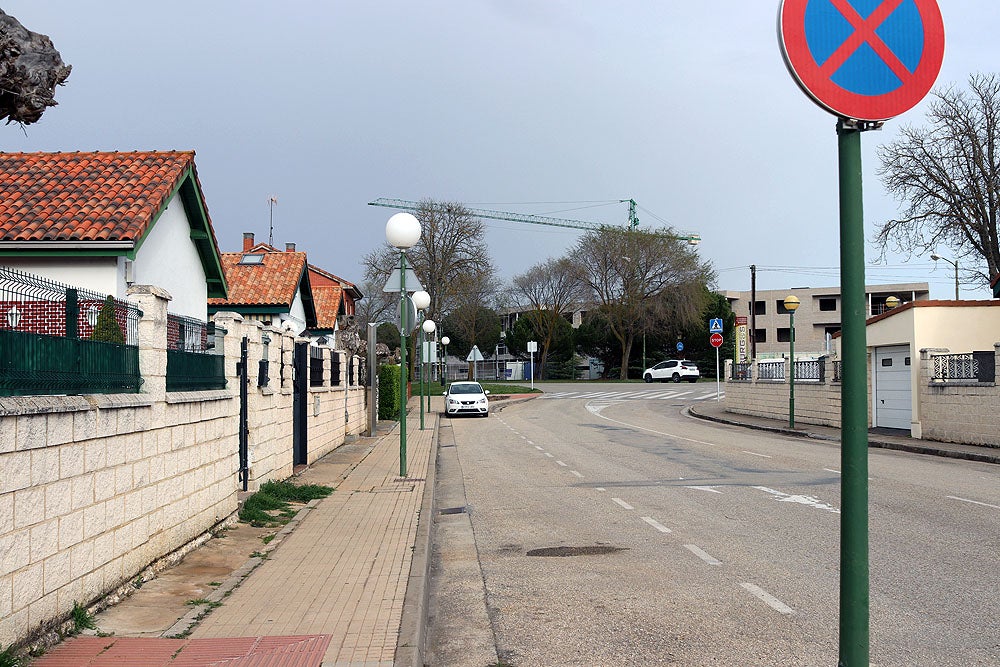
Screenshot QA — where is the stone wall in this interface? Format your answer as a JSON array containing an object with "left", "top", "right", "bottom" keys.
[
  {"left": 0, "top": 287, "right": 366, "bottom": 647},
  {"left": 725, "top": 350, "right": 999, "bottom": 447},
  {"left": 917, "top": 345, "right": 1000, "bottom": 447}
]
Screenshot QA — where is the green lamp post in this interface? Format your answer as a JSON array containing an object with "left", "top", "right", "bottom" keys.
[{"left": 783, "top": 295, "right": 800, "bottom": 428}]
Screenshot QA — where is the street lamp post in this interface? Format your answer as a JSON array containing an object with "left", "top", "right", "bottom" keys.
[
  {"left": 385, "top": 212, "right": 422, "bottom": 477},
  {"left": 412, "top": 290, "right": 431, "bottom": 430},
  {"left": 440, "top": 336, "right": 450, "bottom": 387},
  {"left": 784, "top": 295, "right": 800, "bottom": 429},
  {"left": 930, "top": 253, "right": 959, "bottom": 300},
  {"left": 421, "top": 318, "right": 436, "bottom": 427}
]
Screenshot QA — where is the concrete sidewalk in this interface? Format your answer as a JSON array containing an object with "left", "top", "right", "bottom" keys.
[
  {"left": 34, "top": 399, "right": 439, "bottom": 667},
  {"left": 689, "top": 399, "right": 1000, "bottom": 465}
]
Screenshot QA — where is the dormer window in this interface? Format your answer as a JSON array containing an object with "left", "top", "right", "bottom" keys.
[{"left": 239, "top": 253, "right": 264, "bottom": 265}]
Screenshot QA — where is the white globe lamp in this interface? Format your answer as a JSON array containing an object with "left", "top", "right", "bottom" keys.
[
  {"left": 385, "top": 212, "right": 421, "bottom": 249},
  {"left": 412, "top": 290, "right": 431, "bottom": 311}
]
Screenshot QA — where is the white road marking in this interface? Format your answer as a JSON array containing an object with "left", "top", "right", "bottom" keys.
[
  {"left": 684, "top": 544, "right": 722, "bottom": 566},
  {"left": 740, "top": 583, "right": 795, "bottom": 615},
  {"left": 596, "top": 487, "right": 606, "bottom": 492},
  {"left": 693, "top": 393, "right": 719, "bottom": 401},
  {"left": 685, "top": 485, "right": 723, "bottom": 494},
  {"left": 611, "top": 498, "right": 634, "bottom": 510},
  {"left": 947, "top": 495, "right": 1000, "bottom": 510},
  {"left": 570, "top": 470, "right": 584, "bottom": 478},
  {"left": 670, "top": 391, "right": 694, "bottom": 398},
  {"left": 743, "top": 450, "right": 772, "bottom": 459},
  {"left": 544, "top": 453, "right": 554, "bottom": 458},
  {"left": 641, "top": 516, "right": 672, "bottom": 533},
  {"left": 823, "top": 468, "right": 841, "bottom": 474},
  {"left": 586, "top": 401, "right": 720, "bottom": 447},
  {"left": 754, "top": 486, "right": 839, "bottom": 514},
  {"left": 649, "top": 392, "right": 680, "bottom": 399},
  {"left": 556, "top": 460, "right": 568, "bottom": 467},
  {"left": 535, "top": 445, "right": 544, "bottom": 450},
  {"left": 526, "top": 440, "right": 534, "bottom": 445}
]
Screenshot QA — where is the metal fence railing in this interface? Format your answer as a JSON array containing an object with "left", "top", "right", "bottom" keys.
[
  {"left": 166, "top": 314, "right": 225, "bottom": 392},
  {"left": 0, "top": 266, "right": 142, "bottom": 396},
  {"left": 757, "top": 360, "right": 785, "bottom": 381},
  {"left": 310, "top": 346, "right": 325, "bottom": 387},
  {"left": 932, "top": 352, "right": 995, "bottom": 383},
  {"left": 794, "top": 359, "right": 824, "bottom": 382},
  {"left": 833, "top": 361, "right": 843, "bottom": 382},
  {"left": 732, "top": 362, "right": 752, "bottom": 381}
]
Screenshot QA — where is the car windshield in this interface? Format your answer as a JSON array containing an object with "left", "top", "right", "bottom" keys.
[{"left": 450, "top": 383, "right": 484, "bottom": 395}]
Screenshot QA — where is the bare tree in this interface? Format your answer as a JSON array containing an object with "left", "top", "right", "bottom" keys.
[
  {"left": 512, "top": 257, "right": 586, "bottom": 376},
  {"left": 363, "top": 200, "right": 496, "bottom": 325},
  {"left": 0, "top": 10, "right": 71, "bottom": 125},
  {"left": 877, "top": 73, "right": 1000, "bottom": 286},
  {"left": 570, "top": 226, "right": 714, "bottom": 380}
]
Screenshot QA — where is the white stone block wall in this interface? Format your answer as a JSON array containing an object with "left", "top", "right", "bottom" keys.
[
  {"left": 917, "top": 344, "right": 1000, "bottom": 447},
  {"left": 0, "top": 291, "right": 368, "bottom": 647}
]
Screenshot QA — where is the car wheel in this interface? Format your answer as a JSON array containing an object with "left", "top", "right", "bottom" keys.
[
  {"left": 643, "top": 373, "right": 653, "bottom": 383},
  {"left": 672, "top": 373, "right": 681, "bottom": 383}
]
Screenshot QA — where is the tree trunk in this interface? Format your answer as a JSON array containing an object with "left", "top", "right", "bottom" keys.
[{"left": 619, "top": 336, "right": 634, "bottom": 381}]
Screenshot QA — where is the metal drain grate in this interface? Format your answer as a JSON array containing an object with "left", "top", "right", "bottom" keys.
[
  {"left": 526, "top": 545, "right": 627, "bottom": 557},
  {"left": 438, "top": 506, "right": 467, "bottom": 515}
]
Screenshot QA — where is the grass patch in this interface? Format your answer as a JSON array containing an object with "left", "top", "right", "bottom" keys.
[
  {"left": 0, "top": 644, "right": 23, "bottom": 667},
  {"left": 71, "top": 601, "right": 98, "bottom": 634},
  {"left": 238, "top": 480, "right": 333, "bottom": 527}
]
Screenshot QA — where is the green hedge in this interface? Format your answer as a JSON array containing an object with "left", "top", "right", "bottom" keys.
[{"left": 378, "top": 364, "right": 401, "bottom": 420}]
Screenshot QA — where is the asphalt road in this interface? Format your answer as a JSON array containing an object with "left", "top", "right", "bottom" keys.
[{"left": 425, "top": 383, "right": 999, "bottom": 666}]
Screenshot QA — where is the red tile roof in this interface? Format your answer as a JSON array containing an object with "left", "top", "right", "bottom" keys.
[
  {"left": 312, "top": 284, "right": 343, "bottom": 329},
  {"left": 0, "top": 151, "right": 201, "bottom": 242},
  {"left": 209, "top": 245, "right": 308, "bottom": 308}
]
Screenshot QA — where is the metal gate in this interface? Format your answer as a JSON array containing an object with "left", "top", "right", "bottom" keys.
[
  {"left": 237, "top": 336, "right": 250, "bottom": 491},
  {"left": 292, "top": 341, "right": 309, "bottom": 465}
]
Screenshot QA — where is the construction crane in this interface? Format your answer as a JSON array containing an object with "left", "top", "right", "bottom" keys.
[{"left": 368, "top": 197, "right": 701, "bottom": 244}]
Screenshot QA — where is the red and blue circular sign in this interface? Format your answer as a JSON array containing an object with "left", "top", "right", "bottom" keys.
[{"left": 779, "top": 0, "right": 945, "bottom": 121}]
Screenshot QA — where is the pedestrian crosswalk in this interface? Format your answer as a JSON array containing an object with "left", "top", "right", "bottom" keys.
[{"left": 541, "top": 388, "right": 723, "bottom": 402}]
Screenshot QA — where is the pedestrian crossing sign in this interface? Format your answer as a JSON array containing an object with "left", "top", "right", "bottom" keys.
[{"left": 709, "top": 318, "right": 723, "bottom": 334}]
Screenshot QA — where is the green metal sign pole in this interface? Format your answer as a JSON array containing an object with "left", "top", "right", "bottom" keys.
[
  {"left": 837, "top": 119, "right": 870, "bottom": 667},
  {"left": 399, "top": 252, "right": 408, "bottom": 478}
]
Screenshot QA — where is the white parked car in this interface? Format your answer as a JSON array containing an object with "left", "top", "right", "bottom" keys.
[
  {"left": 643, "top": 359, "right": 700, "bottom": 383},
  {"left": 443, "top": 381, "right": 490, "bottom": 417}
]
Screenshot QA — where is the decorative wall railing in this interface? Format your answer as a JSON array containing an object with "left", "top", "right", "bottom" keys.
[
  {"left": 794, "top": 359, "right": 824, "bottom": 382},
  {"left": 731, "top": 362, "right": 752, "bottom": 381},
  {"left": 757, "top": 360, "right": 785, "bottom": 381},
  {"left": 931, "top": 352, "right": 995, "bottom": 383},
  {"left": 0, "top": 266, "right": 142, "bottom": 396},
  {"left": 166, "top": 315, "right": 226, "bottom": 392},
  {"left": 833, "top": 361, "right": 843, "bottom": 382}
]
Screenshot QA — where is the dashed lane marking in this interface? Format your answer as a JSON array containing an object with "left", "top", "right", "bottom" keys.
[
  {"left": 685, "top": 486, "right": 723, "bottom": 494},
  {"left": 743, "top": 450, "right": 772, "bottom": 459},
  {"left": 611, "top": 498, "right": 634, "bottom": 510},
  {"left": 556, "top": 460, "right": 568, "bottom": 467},
  {"left": 741, "top": 583, "right": 795, "bottom": 615},
  {"left": 641, "top": 516, "right": 672, "bottom": 533},
  {"left": 684, "top": 544, "right": 722, "bottom": 566},
  {"left": 571, "top": 470, "right": 584, "bottom": 478}
]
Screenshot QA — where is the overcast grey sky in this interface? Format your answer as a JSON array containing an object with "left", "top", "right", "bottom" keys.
[{"left": 3, "top": 1, "right": 996, "bottom": 299}]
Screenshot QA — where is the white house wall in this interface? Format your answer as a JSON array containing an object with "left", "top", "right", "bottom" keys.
[
  {"left": 133, "top": 194, "right": 209, "bottom": 321},
  {"left": 278, "top": 288, "right": 308, "bottom": 335},
  {"left": 4, "top": 256, "right": 120, "bottom": 297}
]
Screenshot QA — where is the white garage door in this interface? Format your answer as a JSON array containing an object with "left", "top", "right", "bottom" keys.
[{"left": 873, "top": 345, "right": 911, "bottom": 430}]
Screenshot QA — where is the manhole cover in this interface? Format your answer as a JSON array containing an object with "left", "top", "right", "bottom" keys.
[
  {"left": 526, "top": 545, "right": 627, "bottom": 557},
  {"left": 439, "top": 506, "right": 467, "bottom": 515}
]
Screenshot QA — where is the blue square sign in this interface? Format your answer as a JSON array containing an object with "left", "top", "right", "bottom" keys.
[{"left": 709, "top": 318, "right": 724, "bottom": 334}]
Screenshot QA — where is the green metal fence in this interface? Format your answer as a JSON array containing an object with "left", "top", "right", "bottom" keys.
[
  {"left": 165, "top": 315, "right": 227, "bottom": 391},
  {"left": 0, "top": 266, "right": 142, "bottom": 397}
]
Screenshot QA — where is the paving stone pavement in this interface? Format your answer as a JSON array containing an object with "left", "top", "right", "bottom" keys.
[{"left": 32, "top": 400, "right": 438, "bottom": 667}]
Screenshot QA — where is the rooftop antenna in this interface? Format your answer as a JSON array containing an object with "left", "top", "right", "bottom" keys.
[{"left": 268, "top": 195, "right": 278, "bottom": 246}]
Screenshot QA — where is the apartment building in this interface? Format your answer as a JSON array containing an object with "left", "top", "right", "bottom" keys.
[{"left": 721, "top": 282, "right": 930, "bottom": 357}]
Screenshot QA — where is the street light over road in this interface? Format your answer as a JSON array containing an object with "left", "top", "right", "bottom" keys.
[
  {"left": 783, "top": 295, "right": 800, "bottom": 429},
  {"left": 385, "top": 212, "right": 421, "bottom": 477},
  {"left": 930, "top": 253, "right": 959, "bottom": 300}
]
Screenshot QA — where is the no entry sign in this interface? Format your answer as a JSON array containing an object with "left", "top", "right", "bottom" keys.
[{"left": 779, "top": 0, "right": 945, "bottom": 121}]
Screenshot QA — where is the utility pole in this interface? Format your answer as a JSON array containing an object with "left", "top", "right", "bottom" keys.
[{"left": 750, "top": 264, "right": 757, "bottom": 360}]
